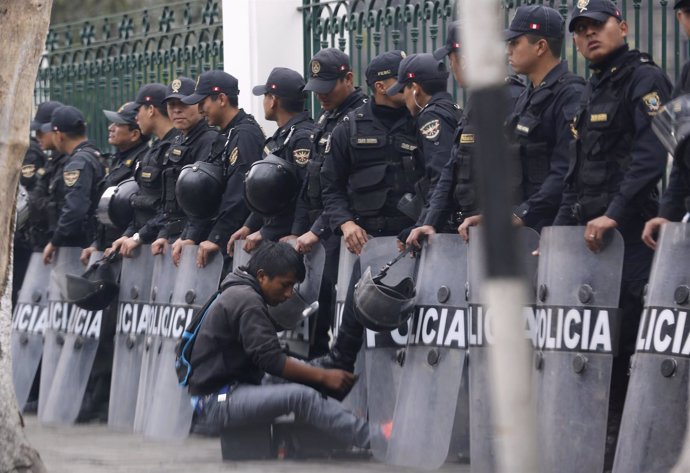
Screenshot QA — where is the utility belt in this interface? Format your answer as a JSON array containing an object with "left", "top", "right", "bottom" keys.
[
  {"left": 449, "top": 209, "right": 480, "bottom": 228},
  {"left": 571, "top": 193, "right": 611, "bottom": 223},
  {"left": 191, "top": 382, "right": 238, "bottom": 416},
  {"left": 162, "top": 218, "right": 186, "bottom": 240},
  {"left": 356, "top": 215, "right": 413, "bottom": 236}
]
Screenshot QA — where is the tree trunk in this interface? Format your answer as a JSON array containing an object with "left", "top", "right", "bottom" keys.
[{"left": 0, "top": 1, "right": 53, "bottom": 472}]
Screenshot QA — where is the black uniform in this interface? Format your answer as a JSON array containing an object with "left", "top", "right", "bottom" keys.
[
  {"left": 508, "top": 61, "right": 585, "bottom": 231},
  {"left": 183, "top": 109, "right": 264, "bottom": 246},
  {"left": 157, "top": 119, "right": 218, "bottom": 241},
  {"left": 125, "top": 127, "right": 180, "bottom": 243},
  {"left": 49, "top": 141, "right": 106, "bottom": 248},
  {"left": 243, "top": 111, "right": 316, "bottom": 241}
]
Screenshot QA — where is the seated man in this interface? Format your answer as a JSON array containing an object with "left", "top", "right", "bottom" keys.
[{"left": 188, "top": 241, "right": 374, "bottom": 448}]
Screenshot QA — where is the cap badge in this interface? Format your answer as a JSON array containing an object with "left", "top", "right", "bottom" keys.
[
  {"left": 311, "top": 60, "right": 321, "bottom": 76},
  {"left": 529, "top": 23, "right": 540, "bottom": 30},
  {"left": 577, "top": 0, "right": 589, "bottom": 12},
  {"left": 145, "top": 96, "right": 152, "bottom": 102},
  {"left": 171, "top": 79, "right": 182, "bottom": 93},
  {"left": 212, "top": 86, "right": 220, "bottom": 92}
]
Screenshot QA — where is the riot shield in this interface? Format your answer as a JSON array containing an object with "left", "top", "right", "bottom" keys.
[
  {"left": 108, "top": 245, "right": 154, "bottom": 431},
  {"left": 359, "top": 236, "right": 418, "bottom": 462},
  {"left": 41, "top": 249, "right": 114, "bottom": 425},
  {"left": 467, "top": 226, "right": 540, "bottom": 473},
  {"left": 144, "top": 244, "right": 222, "bottom": 440},
  {"left": 11, "top": 252, "right": 51, "bottom": 410},
  {"left": 385, "top": 234, "right": 467, "bottom": 469},
  {"left": 613, "top": 222, "right": 690, "bottom": 473},
  {"left": 534, "top": 226, "right": 623, "bottom": 473},
  {"left": 133, "top": 252, "right": 177, "bottom": 433}
]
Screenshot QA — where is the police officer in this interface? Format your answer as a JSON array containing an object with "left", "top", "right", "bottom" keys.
[
  {"left": 41, "top": 106, "right": 105, "bottom": 265},
  {"left": 673, "top": 0, "right": 690, "bottom": 97},
  {"left": 109, "top": 83, "right": 180, "bottom": 258},
  {"left": 317, "top": 50, "right": 421, "bottom": 370},
  {"left": 553, "top": 1, "right": 672, "bottom": 467},
  {"left": 148, "top": 77, "right": 218, "bottom": 264},
  {"left": 230, "top": 67, "right": 316, "bottom": 252},
  {"left": 80, "top": 102, "right": 150, "bottom": 264},
  {"left": 180, "top": 70, "right": 265, "bottom": 267}
]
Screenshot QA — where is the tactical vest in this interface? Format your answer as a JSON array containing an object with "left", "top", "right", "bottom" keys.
[
  {"left": 451, "top": 113, "right": 480, "bottom": 217},
  {"left": 345, "top": 106, "right": 421, "bottom": 234},
  {"left": 130, "top": 136, "right": 173, "bottom": 228}
]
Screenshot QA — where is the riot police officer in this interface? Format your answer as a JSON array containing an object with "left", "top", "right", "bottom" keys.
[
  {"left": 42, "top": 106, "right": 106, "bottom": 265},
  {"left": 109, "top": 83, "right": 180, "bottom": 258},
  {"left": 180, "top": 70, "right": 265, "bottom": 267},
  {"left": 80, "top": 102, "right": 149, "bottom": 264},
  {"left": 553, "top": 1, "right": 672, "bottom": 466},
  {"left": 673, "top": 0, "right": 690, "bottom": 97}
]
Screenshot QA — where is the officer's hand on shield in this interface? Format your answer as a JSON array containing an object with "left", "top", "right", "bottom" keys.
[
  {"left": 120, "top": 236, "right": 142, "bottom": 257},
  {"left": 106, "top": 236, "right": 127, "bottom": 257},
  {"left": 197, "top": 240, "right": 220, "bottom": 268},
  {"left": 42, "top": 242, "right": 57, "bottom": 265},
  {"left": 243, "top": 231, "right": 263, "bottom": 253},
  {"left": 406, "top": 225, "right": 436, "bottom": 249},
  {"left": 295, "top": 231, "right": 319, "bottom": 254},
  {"left": 171, "top": 238, "right": 195, "bottom": 266},
  {"left": 150, "top": 237, "right": 167, "bottom": 256},
  {"left": 80, "top": 246, "right": 97, "bottom": 266},
  {"left": 279, "top": 234, "right": 299, "bottom": 244},
  {"left": 341, "top": 221, "right": 369, "bottom": 255},
  {"left": 458, "top": 215, "right": 483, "bottom": 242},
  {"left": 227, "top": 225, "right": 251, "bottom": 257},
  {"left": 642, "top": 217, "right": 670, "bottom": 250},
  {"left": 584, "top": 215, "right": 618, "bottom": 253}
]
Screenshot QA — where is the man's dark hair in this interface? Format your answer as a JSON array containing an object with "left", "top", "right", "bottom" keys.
[
  {"left": 406, "top": 79, "right": 448, "bottom": 96},
  {"left": 209, "top": 93, "right": 239, "bottom": 108},
  {"left": 276, "top": 96, "right": 306, "bottom": 114},
  {"left": 154, "top": 104, "right": 169, "bottom": 118},
  {"left": 246, "top": 241, "right": 306, "bottom": 282},
  {"left": 526, "top": 34, "right": 564, "bottom": 59},
  {"left": 64, "top": 123, "right": 87, "bottom": 139}
]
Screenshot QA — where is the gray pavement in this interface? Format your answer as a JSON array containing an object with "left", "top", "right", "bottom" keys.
[{"left": 23, "top": 415, "right": 469, "bottom": 473}]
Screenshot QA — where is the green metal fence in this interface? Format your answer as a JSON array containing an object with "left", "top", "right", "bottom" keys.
[
  {"left": 301, "top": 0, "right": 688, "bottom": 113},
  {"left": 36, "top": 0, "right": 223, "bottom": 151}
]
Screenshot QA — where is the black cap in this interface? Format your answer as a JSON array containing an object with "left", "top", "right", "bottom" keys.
[
  {"left": 44, "top": 105, "right": 86, "bottom": 134},
  {"left": 386, "top": 53, "right": 449, "bottom": 95},
  {"left": 569, "top": 0, "right": 623, "bottom": 32},
  {"left": 304, "top": 48, "right": 351, "bottom": 94},
  {"left": 675, "top": 0, "right": 690, "bottom": 9},
  {"left": 31, "top": 101, "right": 63, "bottom": 132},
  {"left": 365, "top": 50, "right": 407, "bottom": 86},
  {"left": 182, "top": 70, "right": 240, "bottom": 105},
  {"left": 163, "top": 76, "right": 196, "bottom": 102},
  {"left": 505, "top": 5, "right": 565, "bottom": 41},
  {"left": 134, "top": 83, "right": 167, "bottom": 108},
  {"left": 433, "top": 21, "right": 462, "bottom": 59},
  {"left": 252, "top": 67, "right": 306, "bottom": 100},
  {"left": 103, "top": 102, "right": 139, "bottom": 127}
]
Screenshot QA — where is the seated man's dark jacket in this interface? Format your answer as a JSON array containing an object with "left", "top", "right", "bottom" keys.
[{"left": 188, "top": 269, "right": 287, "bottom": 396}]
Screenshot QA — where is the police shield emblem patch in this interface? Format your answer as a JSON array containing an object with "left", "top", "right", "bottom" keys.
[
  {"left": 420, "top": 119, "right": 441, "bottom": 141},
  {"left": 643, "top": 92, "right": 661, "bottom": 115},
  {"left": 229, "top": 147, "right": 239, "bottom": 166},
  {"left": 293, "top": 148, "right": 311, "bottom": 166},
  {"left": 21, "top": 165, "right": 36, "bottom": 178},
  {"left": 63, "top": 170, "right": 80, "bottom": 187},
  {"left": 171, "top": 79, "right": 182, "bottom": 93}
]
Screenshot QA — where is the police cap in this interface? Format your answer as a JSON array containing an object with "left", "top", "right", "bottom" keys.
[
  {"left": 31, "top": 101, "right": 63, "bottom": 132},
  {"left": 675, "top": 0, "right": 690, "bottom": 9},
  {"left": 163, "top": 76, "right": 196, "bottom": 102},
  {"left": 134, "top": 83, "right": 167, "bottom": 108},
  {"left": 433, "top": 21, "right": 462, "bottom": 59},
  {"left": 505, "top": 5, "right": 565, "bottom": 41},
  {"left": 304, "top": 48, "right": 351, "bottom": 94},
  {"left": 569, "top": 0, "right": 623, "bottom": 32},
  {"left": 365, "top": 50, "right": 406, "bottom": 87},
  {"left": 182, "top": 70, "right": 240, "bottom": 105},
  {"left": 103, "top": 102, "right": 139, "bottom": 127},
  {"left": 386, "top": 53, "right": 449, "bottom": 95},
  {"left": 42, "top": 105, "right": 86, "bottom": 134},
  {"left": 252, "top": 67, "right": 306, "bottom": 100}
]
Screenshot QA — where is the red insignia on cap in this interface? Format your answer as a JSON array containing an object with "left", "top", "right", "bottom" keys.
[
  {"left": 529, "top": 23, "right": 540, "bottom": 30},
  {"left": 145, "top": 96, "right": 151, "bottom": 101},
  {"left": 339, "top": 65, "right": 346, "bottom": 71},
  {"left": 407, "top": 72, "right": 416, "bottom": 79},
  {"left": 271, "top": 84, "right": 277, "bottom": 89},
  {"left": 53, "top": 126, "right": 58, "bottom": 131},
  {"left": 453, "top": 42, "right": 461, "bottom": 48},
  {"left": 212, "top": 86, "right": 220, "bottom": 92}
]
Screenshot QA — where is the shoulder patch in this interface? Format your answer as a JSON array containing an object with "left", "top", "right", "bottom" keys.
[
  {"left": 21, "top": 164, "right": 36, "bottom": 178},
  {"left": 642, "top": 91, "right": 661, "bottom": 115},
  {"left": 293, "top": 148, "right": 311, "bottom": 166},
  {"left": 420, "top": 119, "right": 441, "bottom": 141},
  {"left": 37, "top": 167, "right": 46, "bottom": 177},
  {"left": 63, "top": 170, "right": 80, "bottom": 187},
  {"left": 229, "top": 147, "right": 239, "bottom": 166}
]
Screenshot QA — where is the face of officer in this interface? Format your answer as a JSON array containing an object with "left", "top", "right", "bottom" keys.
[
  {"left": 36, "top": 130, "right": 56, "bottom": 151},
  {"left": 402, "top": 82, "right": 422, "bottom": 117},
  {"left": 167, "top": 98, "right": 202, "bottom": 134},
  {"left": 678, "top": 8, "right": 690, "bottom": 37},
  {"left": 257, "top": 269, "right": 298, "bottom": 306},
  {"left": 262, "top": 93, "right": 278, "bottom": 121},
  {"left": 136, "top": 105, "right": 156, "bottom": 136},
  {"left": 572, "top": 16, "right": 628, "bottom": 64},
  {"left": 316, "top": 72, "right": 354, "bottom": 111},
  {"left": 373, "top": 78, "right": 405, "bottom": 108},
  {"left": 198, "top": 94, "right": 228, "bottom": 128},
  {"left": 507, "top": 35, "right": 544, "bottom": 75},
  {"left": 449, "top": 52, "right": 464, "bottom": 87},
  {"left": 108, "top": 122, "right": 141, "bottom": 151}
]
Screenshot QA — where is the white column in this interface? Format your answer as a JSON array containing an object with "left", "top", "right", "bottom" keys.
[{"left": 222, "top": 0, "right": 305, "bottom": 136}]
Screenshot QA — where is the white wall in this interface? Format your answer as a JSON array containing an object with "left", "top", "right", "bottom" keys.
[{"left": 222, "top": 0, "right": 305, "bottom": 136}]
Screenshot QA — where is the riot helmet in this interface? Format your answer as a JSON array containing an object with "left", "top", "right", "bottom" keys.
[
  {"left": 244, "top": 154, "right": 300, "bottom": 217},
  {"left": 175, "top": 161, "right": 225, "bottom": 219},
  {"left": 652, "top": 95, "right": 690, "bottom": 156},
  {"left": 354, "top": 266, "right": 416, "bottom": 332},
  {"left": 62, "top": 254, "right": 120, "bottom": 311},
  {"left": 97, "top": 178, "right": 138, "bottom": 229}
]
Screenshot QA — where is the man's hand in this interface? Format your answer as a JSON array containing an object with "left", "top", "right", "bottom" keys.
[
  {"left": 43, "top": 242, "right": 57, "bottom": 265},
  {"left": 80, "top": 246, "right": 97, "bottom": 265},
  {"left": 458, "top": 215, "right": 483, "bottom": 242},
  {"left": 119, "top": 237, "right": 143, "bottom": 257},
  {"left": 321, "top": 369, "right": 356, "bottom": 394},
  {"left": 105, "top": 236, "right": 127, "bottom": 257},
  {"left": 279, "top": 234, "right": 299, "bottom": 243},
  {"left": 197, "top": 240, "right": 221, "bottom": 268},
  {"left": 172, "top": 238, "right": 195, "bottom": 266},
  {"left": 295, "top": 231, "right": 319, "bottom": 254},
  {"left": 642, "top": 217, "right": 670, "bottom": 250},
  {"left": 243, "top": 231, "right": 263, "bottom": 253},
  {"left": 150, "top": 238, "right": 167, "bottom": 256},
  {"left": 227, "top": 226, "right": 251, "bottom": 256},
  {"left": 584, "top": 215, "right": 618, "bottom": 253},
  {"left": 341, "top": 221, "right": 369, "bottom": 255},
  {"left": 406, "top": 225, "right": 436, "bottom": 250}
]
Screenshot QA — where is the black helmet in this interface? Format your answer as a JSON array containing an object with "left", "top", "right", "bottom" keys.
[
  {"left": 244, "top": 154, "right": 300, "bottom": 217},
  {"left": 97, "top": 178, "right": 138, "bottom": 229},
  {"left": 175, "top": 161, "right": 225, "bottom": 219},
  {"left": 63, "top": 254, "right": 120, "bottom": 311},
  {"left": 652, "top": 95, "right": 690, "bottom": 156},
  {"left": 354, "top": 266, "right": 416, "bottom": 332}
]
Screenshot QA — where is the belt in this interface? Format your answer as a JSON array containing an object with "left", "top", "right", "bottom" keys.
[
  {"left": 190, "top": 383, "right": 236, "bottom": 415},
  {"left": 356, "top": 215, "right": 412, "bottom": 235}
]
